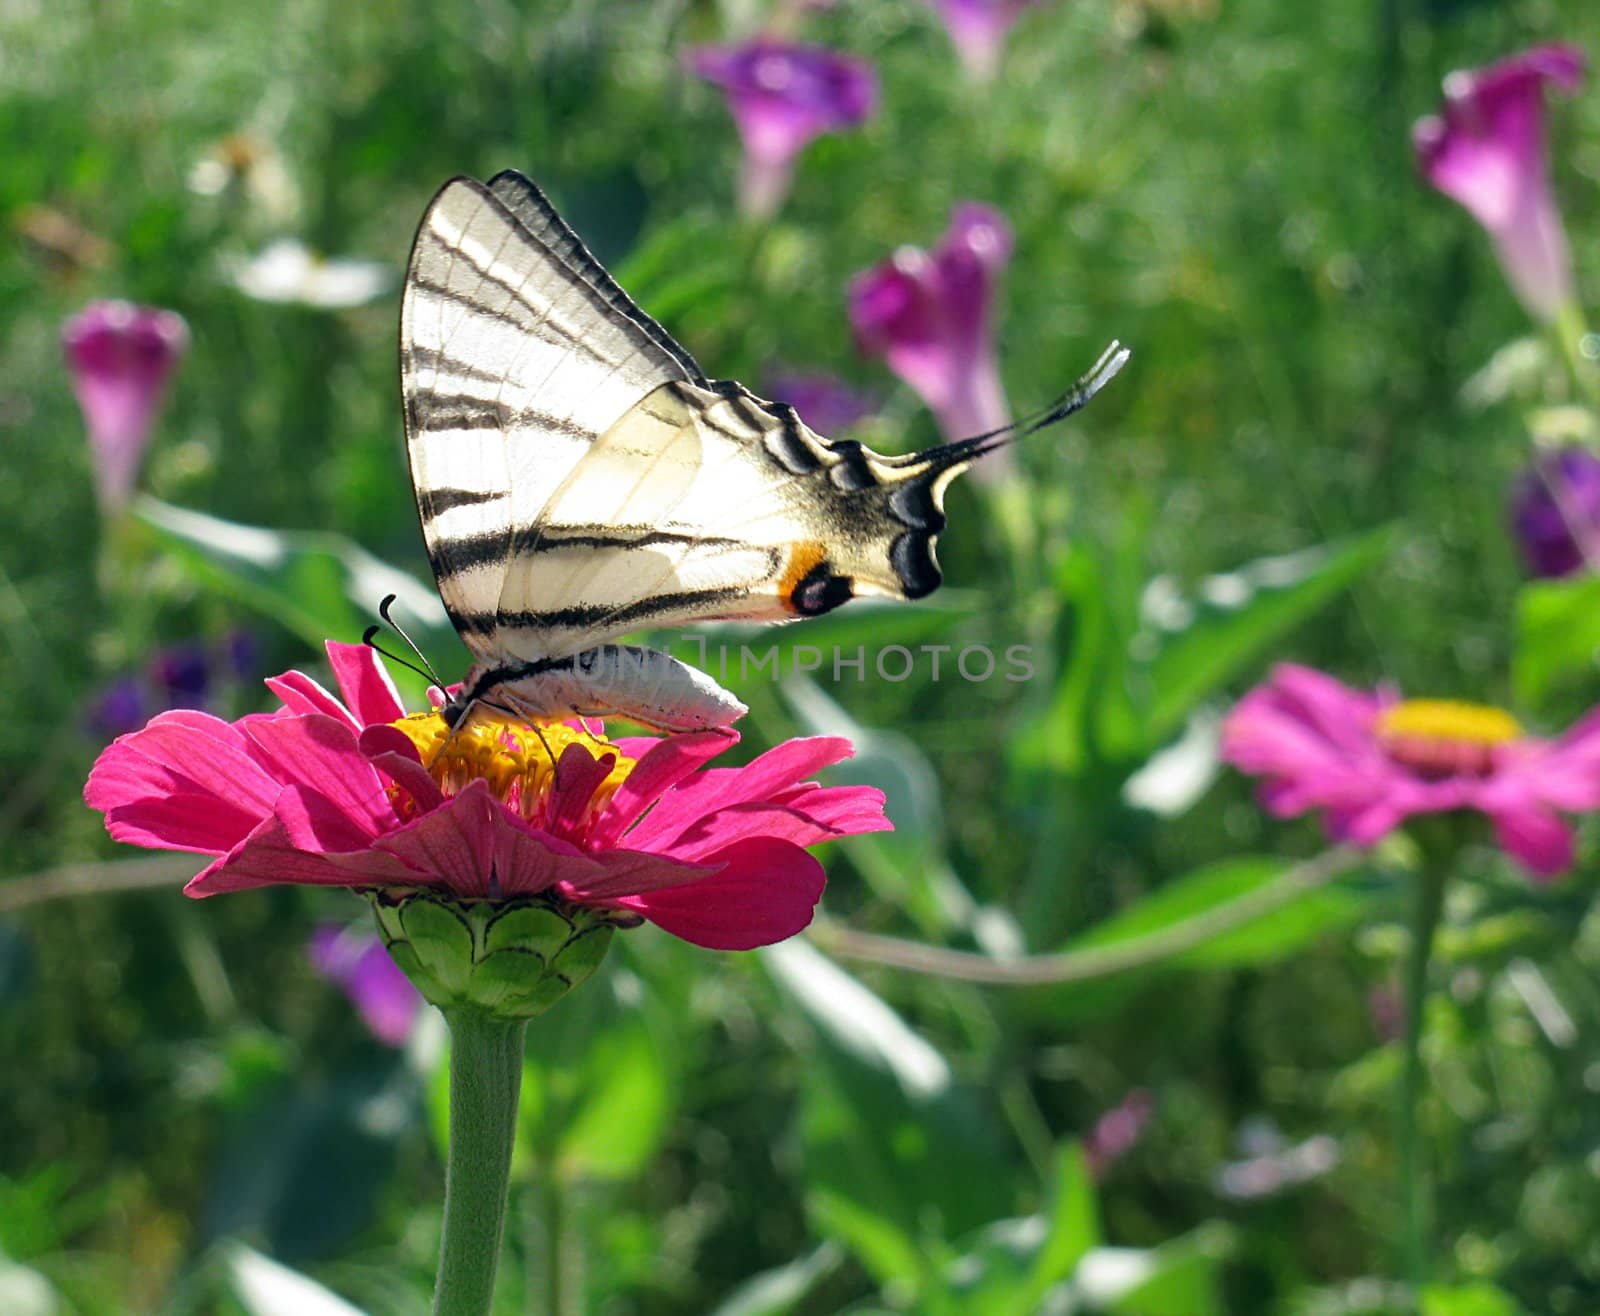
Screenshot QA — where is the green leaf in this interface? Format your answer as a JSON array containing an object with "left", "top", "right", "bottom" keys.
[
  {"left": 1074, "top": 1223, "right": 1233, "bottom": 1316},
  {"left": 1421, "top": 1282, "right": 1525, "bottom": 1316},
  {"left": 1023, "top": 858, "right": 1381, "bottom": 1023},
  {"left": 764, "top": 941, "right": 1011, "bottom": 1286},
  {"left": 136, "top": 495, "right": 452, "bottom": 665},
  {"left": 226, "top": 1243, "right": 364, "bottom": 1316},
  {"left": 805, "top": 1188, "right": 925, "bottom": 1293},
  {"left": 1066, "top": 857, "right": 1375, "bottom": 970},
  {"left": 516, "top": 971, "right": 680, "bottom": 1184},
  {"left": 1031, "top": 1143, "right": 1100, "bottom": 1290},
  {"left": 1512, "top": 573, "right": 1600, "bottom": 713},
  {"left": 553, "top": 1009, "right": 674, "bottom": 1181},
  {"left": 707, "top": 1244, "right": 844, "bottom": 1316},
  {"left": 1143, "top": 529, "right": 1391, "bottom": 744},
  {"left": 1014, "top": 541, "right": 1134, "bottom": 777}
]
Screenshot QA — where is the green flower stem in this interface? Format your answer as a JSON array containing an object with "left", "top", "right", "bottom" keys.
[
  {"left": 434, "top": 1008, "right": 528, "bottom": 1316},
  {"left": 1397, "top": 855, "right": 1448, "bottom": 1295},
  {"left": 542, "top": 1173, "right": 566, "bottom": 1316},
  {"left": 1551, "top": 300, "right": 1598, "bottom": 408}
]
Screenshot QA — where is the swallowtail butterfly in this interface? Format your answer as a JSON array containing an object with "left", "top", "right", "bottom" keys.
[{"left": 401, "top": 171, "right": 1127, "bottom": 732}]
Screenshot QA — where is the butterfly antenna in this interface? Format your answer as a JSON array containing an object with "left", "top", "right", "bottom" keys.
[
  {"left": 374, "top": 594, "right": 446, "bottom": 688},
  {"left": 362, "top": 624, "right": 443, "bottom": 687}
]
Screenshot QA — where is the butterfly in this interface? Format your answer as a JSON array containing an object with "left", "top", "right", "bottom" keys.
[{"left": 400, "top": 170, "right": 1127, "bottom": 733}]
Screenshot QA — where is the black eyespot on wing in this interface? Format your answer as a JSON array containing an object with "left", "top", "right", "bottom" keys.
[{"left": 792, "top": 560, "right": 855, "bottom": 617}]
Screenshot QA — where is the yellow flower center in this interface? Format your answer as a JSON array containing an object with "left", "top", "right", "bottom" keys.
[
  {"left": 1376, "top": 699, "right": 1522, "bottom": 778},
  {"left": 387, "top": 713, "right": 637, "bottom": 827}
]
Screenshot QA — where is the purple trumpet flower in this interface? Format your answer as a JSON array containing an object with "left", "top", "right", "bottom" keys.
[
  {"left": 62, "top": 300, "right": 189, "bottom": 513},
  {"left": 688, "top": 39, "right": 877, "bottom": 219},
  {"left": 849, "top": 203, "right": 1015, "bottom": 472},
  {"left": 1510, "top": 446, "right": 1600, "bottom": 579},
  {"left": 925, "top": 0, "right": 1041, "bottom": 83},
  {"left": 765, "top": 370, "right": 876, "bottom": 434},
  {"left": 309, "top": 925, "right": 425, "bottom": 1048},
  {"left": 1413, "top": 44, "right": 1587, "bottom": 324}
]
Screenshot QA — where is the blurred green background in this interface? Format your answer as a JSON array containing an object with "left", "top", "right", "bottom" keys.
[{"left": 4, "top": 0, "right": 1600, "bottom": 1313}]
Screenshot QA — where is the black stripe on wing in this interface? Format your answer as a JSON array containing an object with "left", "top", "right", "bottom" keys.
[
  {"left": 433, "top": 526, "right": 751, "bottom": 577},
  {"left": 454, "top": 584, "right": 752, "bottom": 638},
  {"left": 487, "top": 170, "right": 707, "bottom": 387}
]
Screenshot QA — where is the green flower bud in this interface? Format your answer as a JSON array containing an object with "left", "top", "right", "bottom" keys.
[{"left": 366, "top": 890, "right": 620, "bottom": 1019}]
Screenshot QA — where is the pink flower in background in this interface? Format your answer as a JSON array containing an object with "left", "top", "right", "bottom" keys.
[
  {"left": 86, "top": 642, "right": 890, "bottom": 950},
  {"left": 850, "top": 204, "right": 1014, "bottom": 471},
  {"left": 1509, "top": 447, "right": 1600, "bottom": 579},
  {"left": 926, "top": 0, "right": 1041, "bottom": 82},
  {"left": 688, "top": 39, "right": 877, "bottom": 218},
  {"left": 62, "top": 300, "right": 189, "bottom": 512},
  {"left": 1222, "top": 664, "right": 1600, "bottom": 879},
  {"left": 1413, "top": 44, "right": 1587, "bottom": 323},
  {"left": 1084, "top": 1088, "right": 1154, "bottom": 1179},
  {"left": 310, "top": 925, "right": 425, "bottom": 1046},
  {"left": 765, "top": 369, "right": 876, "bottom": 434}
]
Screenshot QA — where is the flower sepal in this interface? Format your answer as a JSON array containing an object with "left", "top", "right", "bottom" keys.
[{"left": 366, "top": 889, "right": 630, "bottom": 1020}]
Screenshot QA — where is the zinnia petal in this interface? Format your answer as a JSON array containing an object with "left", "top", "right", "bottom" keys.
[
  {"left": 372, "top": 779, "right": 603, "bottom": 898},
  {"left": 616, "top": 836, "right": 827, "bottom": 950},
  {"left": 241, "top": 715, "right": 396, "bottom": 835},
  {"left": 622, "top": 736, "right": 858, "bottom": 852},
  {"left": 326, "top": 640, "right": 408, "bottom": 726},
  {"left": 85, "top": 708, "right": 282, "bottom": 827},
  {"left": 1487, "top": 805, "right": 1574, "bottom": 879},
  {"left": 589, "top": 730, "right": 735, "bottom": 848}
]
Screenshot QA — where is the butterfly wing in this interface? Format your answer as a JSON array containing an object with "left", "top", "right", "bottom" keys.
[
  {"left": 487, "top": 373, "right": 1005, "bottom": 662},
  {"left": 403, "top": 171, "right": 1129, "bottom": 675},
  {"left": 400, "top": 171, "right": 703, "bottom": 659}
]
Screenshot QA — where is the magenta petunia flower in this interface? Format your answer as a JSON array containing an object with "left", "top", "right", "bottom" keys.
[
  {"left": 688, "top": 39, "right": 878, "bottom": 218},
  {"left": 1222, "top": 664, "right": 1600, "bottom": 879},
  {"left": 850, "top": 203, "right": 1014, "bottom": 469},
  {"left": 764, "top": 369, "right": 876, "bottom": 434},
  {"left": 925, "top": 0, "right": 1041, "bottom": 83},
  {"left": 310, "top": 924, "right": 425, "bottom": 1046},
  {"left": 62, "top": 300, "right": 189, "bottom": 512},
  {"left": 1413, "top": 44, "right": 1587, "bottom": 323},
  {"left": 85, "top": 641, "right": 889, "bottom": 952},
  {"left": 1509, "top": 446, "right": 1600, "bottom": 578}
]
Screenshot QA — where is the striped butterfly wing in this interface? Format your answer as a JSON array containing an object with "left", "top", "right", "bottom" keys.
[
  {"left": 400, "top": 171, "right": 703, "bottom": 659},
  {"left": 403, "top": 171, "right": 1129, "bottom": 677},
  {"left": 489, "top": 370, "right": 1012, "bottom": 662}
]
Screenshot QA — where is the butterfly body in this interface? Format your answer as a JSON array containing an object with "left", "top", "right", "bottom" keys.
[
  {"left": 446, "top": 644, "right": 746, "bottom": 733},
  {"left": 401, "top": 170, "right": 1126, "bottom": 731}
]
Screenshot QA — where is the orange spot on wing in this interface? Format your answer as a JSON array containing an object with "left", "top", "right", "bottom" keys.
[{"left": 778, "top": 540, "right": 829, "bottom": 614}]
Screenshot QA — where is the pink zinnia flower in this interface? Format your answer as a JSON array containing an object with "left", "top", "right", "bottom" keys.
[
  {"left": 62, "top": 300, "right": 189, "bottom": 513},
  {"left": 1222, "top": 664, "right": 1600, "bottom": 879},
  {"left": 688, "top": 39, "right": 878, "bottom": 219},
  {"left": 1413, "top": 44, "right": 1587, "bottom": 324},
  {"left": 925, "top": 0, "right": 1041, "bottom": 83},
  {"left": 85, "top": 641, "right": 889, "bottom": 951},
  {"left": 310, "top": 925, "right": 425, "bottom": 1047},
  {"left": 849, "top": 204, "right": 1015, "bottom": 474}
]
